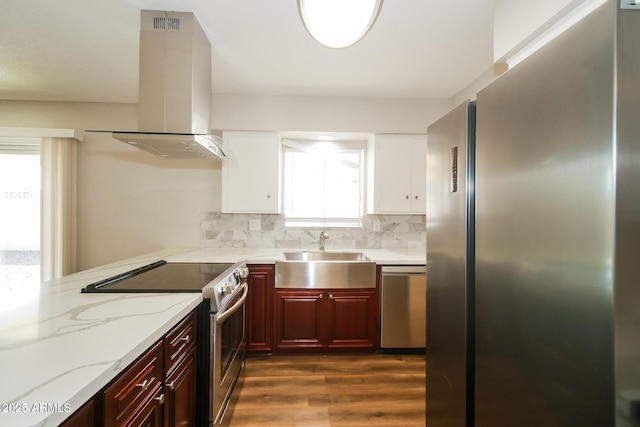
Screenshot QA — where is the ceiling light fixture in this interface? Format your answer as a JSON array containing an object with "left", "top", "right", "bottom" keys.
[
  {"left": 298, "top": 0, "right": 383, "bottom": 49},
  {"left": 318, "top": 135, "right": 336, "bottom": 141}
]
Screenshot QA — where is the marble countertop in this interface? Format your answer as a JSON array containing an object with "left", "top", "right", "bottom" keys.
[
  {"left": 0, "top": 251, "right": 202, "bottom": 427},
  {"left": 0, "top": 247, "right": 424, "bottom": 426},
  {"left": 164, "top": 247, "right": 426, "bottom": 265}
]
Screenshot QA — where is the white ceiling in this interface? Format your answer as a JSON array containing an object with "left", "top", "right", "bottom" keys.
[{"left": 0, "top": 0, "right": 494, "bottom": 104}]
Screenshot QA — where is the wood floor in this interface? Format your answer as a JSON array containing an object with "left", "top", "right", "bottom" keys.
[{"left": 228, "top": 353, "right": 426, "bottom": 427}]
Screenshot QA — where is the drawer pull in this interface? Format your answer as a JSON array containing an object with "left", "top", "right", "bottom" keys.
[
  {"left": 329, "top": 294, "right": 334, "bottom": 299},
  {"left": 180, "top": 335, "right": 191, "bottom": 344},
  {"left": 167, "top": 381, "right": 176, "bottom": 391},
  {"left": 318, "top": 293, "right": 323, "bottom": 299},
  {"left": 155, "top": 394, "right": 165, "bottom": 405},
  {"left": 136, "top": 379, "right": 150, "bottom": 391}
]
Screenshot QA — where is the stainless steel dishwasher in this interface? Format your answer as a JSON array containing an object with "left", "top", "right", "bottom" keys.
[{"left": 380, "top": 265, "right": 426, "bottom": 352}]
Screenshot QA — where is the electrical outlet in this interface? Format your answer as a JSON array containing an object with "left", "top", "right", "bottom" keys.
[{"left": 249, "top": 219, "right": 261, "bottom": 231}]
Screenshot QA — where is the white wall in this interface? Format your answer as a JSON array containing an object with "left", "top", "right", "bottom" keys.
[
  {"left": 493, "top": 0, "right": 585, "bottom": 62},
  {"left": 0, "top": 101, "right": 137, "bottom": 131},
  {"left": 211, "top": 94, "right": 453, "bottom": 133},
  {"left": 76, "top": 132, "right": 221, "bottom": 270}
]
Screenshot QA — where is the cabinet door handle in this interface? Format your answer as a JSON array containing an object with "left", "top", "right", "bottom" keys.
[
  {"left": 267, "top": 194, "right": 271, "bottom": 198},
  {"left": 180, "top": 335, "right": 190, "bottom": 344},
  {"left": 155, "top": 394, "right": 165, "bottom": 405},
  {"left": 167, "top": 381, "right": 176, "bottom": 391},
  {"left": 136, "top": 379, "right": 150, "bottom": 391},
  {"left": 405, "top": 195, "right": 409, "bottom": 199},
  {"left": 415, "top": 195, "right": 419, "bottom": 199},
  {"left": 318, "top": 293, "right": 323, "bottom": 298},
  {"left": 329, "top": 294, "right": 334, "bottom": 299}
]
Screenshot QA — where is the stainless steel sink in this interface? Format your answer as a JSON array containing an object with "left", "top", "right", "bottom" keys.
[
  {"left": 281, "top": 251, "right": 369, "bottom": 261},
  {"left": 276, "top": 252, "right": 376, "bottom": 289}
]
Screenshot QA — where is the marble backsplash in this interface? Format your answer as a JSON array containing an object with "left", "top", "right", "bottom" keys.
[{"left": 200, "top": 212, "right": 426, "bottom": 251}]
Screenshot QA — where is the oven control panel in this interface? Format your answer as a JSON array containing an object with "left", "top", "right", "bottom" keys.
[
  {"left": 220, "top": 282, "right": 235, "bottom": 296},
  {"left": 233, "top": 267, "right": 249, "bottom": 283},
  {"left": 203, "top": 262, "right": 248, "bottom": 313}
]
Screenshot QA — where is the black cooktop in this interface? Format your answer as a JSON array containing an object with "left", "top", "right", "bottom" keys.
[{"left": 81, "top": 260, "right": 234, "bottom": 293}]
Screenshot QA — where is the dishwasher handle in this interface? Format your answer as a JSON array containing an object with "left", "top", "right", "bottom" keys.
[{"left": 381, "top": 266, "right": 426, "bottom": 275}]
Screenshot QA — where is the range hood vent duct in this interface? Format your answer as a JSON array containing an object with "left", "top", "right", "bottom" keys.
[
  {"left": 112, "top": 10, "right": 224, "bottom": 160},
  {"left": 153, "top": 16, "right": 181, "bottom": 30}
]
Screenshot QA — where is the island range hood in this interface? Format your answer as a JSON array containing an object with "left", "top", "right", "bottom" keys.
[{"left": 113, "top": 10, "right": 225, "bottom": 160}]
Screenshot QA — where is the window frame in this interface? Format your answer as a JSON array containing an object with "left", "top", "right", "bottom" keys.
[{"left": 281, "top": 139, "right": 366, "bottom": 228}]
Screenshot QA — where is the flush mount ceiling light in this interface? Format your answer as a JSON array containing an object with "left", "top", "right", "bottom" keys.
[
  {"left": 318, "top": 135, "right": 336, "bottom": 141},
  {"left": 298, "top": 0, "right": 383, "bottom": 49}
]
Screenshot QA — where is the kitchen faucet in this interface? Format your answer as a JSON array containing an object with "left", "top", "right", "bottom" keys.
[{"left": 319, "top": 231, "right": 329, "bottom": 251}]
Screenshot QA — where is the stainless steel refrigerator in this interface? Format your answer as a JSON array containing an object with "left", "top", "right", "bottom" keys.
[
  {"left": 426, "top": 1, "right": 640, "bottom": 426},
  {"left": 426, "top": 99, "right": 475, "bottom": 427}
]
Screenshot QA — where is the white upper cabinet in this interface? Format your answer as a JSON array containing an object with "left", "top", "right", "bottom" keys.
[
  {"left": 221, "top": 131, "right": 281, "bottom": 214},
  {"left": 367, "top": 134, "right": 427, "bottom": 214}
]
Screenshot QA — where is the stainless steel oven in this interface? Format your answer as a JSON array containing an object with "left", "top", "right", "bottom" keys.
[
  {"left": 210, "top": 279, "right": 247, "bottom": 425},
  {"left": 81, "top": 260, "right": 249, "bottom": 426}
]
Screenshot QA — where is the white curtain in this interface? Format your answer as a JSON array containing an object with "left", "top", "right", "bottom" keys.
[{"left": 41, "top": 137, "right": 77, "bottom": 281}]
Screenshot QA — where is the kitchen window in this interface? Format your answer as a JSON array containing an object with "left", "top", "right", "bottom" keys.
[
  {"left": 0, "top": 137, "right": 41, "bottom": 308},
  {"left": 0, "top": 132, "right": 77, "bottom": 310},
  {"left": 283, "top": 139, "right": 364, "bottom": 227}
]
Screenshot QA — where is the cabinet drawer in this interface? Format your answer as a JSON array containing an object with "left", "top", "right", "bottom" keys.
[
  {"left": 104, "top": 341, "right": 163, "bottom": 427},
  {"left": 123, "top": 389, "right": 163, "bottom": 427},
  {"left": 164, "top": 311, "right": 196, "bottom": 375}
]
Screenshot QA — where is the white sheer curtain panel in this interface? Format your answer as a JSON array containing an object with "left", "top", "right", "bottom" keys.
[{"left": 41, "top": 137, "right": 77, "bottom": 281}]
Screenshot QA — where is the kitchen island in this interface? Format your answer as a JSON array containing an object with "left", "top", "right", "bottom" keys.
[{"left": 0, "top": 248, "right": 424, "bottom": 426}]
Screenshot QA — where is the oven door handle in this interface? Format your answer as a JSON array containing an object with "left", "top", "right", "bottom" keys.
[{"left": 216, "top": 282, "right": 248, "bottom": 324}]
